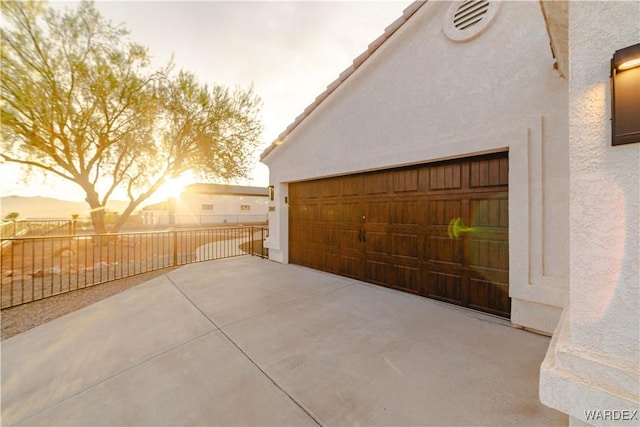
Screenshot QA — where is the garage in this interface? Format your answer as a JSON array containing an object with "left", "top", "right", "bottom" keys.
[{"left": 289, "top": 152, "right": 509, "bottom": 318}]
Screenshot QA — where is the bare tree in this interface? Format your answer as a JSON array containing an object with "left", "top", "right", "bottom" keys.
[{"left": 1, "top": 0, "right": 262, "bottom": 233}]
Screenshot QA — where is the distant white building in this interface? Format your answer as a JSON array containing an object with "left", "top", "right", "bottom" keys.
[{"left": 142, "top": 184, "right": 268, "bottom": 226}]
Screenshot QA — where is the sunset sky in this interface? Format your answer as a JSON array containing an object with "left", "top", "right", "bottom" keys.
[{"left": 0, "top": 0, "right": 411, "bottom": 203}]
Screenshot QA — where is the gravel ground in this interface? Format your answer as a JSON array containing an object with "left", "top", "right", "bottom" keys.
[{"left": 1, "top": 268, "right": 176, "bottom": 340}]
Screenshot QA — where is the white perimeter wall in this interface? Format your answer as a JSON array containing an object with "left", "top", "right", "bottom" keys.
[
  {"left": 263, "top": 1, "right": 569, "bottom": 334},
  {"left": 540, "top": 1, "right": 640, "bottom": 424}
]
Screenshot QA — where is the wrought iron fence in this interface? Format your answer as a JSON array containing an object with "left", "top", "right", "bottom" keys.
[
  {"left": 0, "top": 226, "right": 269, "bottom": 309},
  {"left": 249, "top": 226, "right": 269, "bottom": 259},
  {"left": 27, "top": 219, "right": 75, "bottom": 236},
  {"left": 0, "top": 220, "right": 29, "bottom": 239},
  {"left": 0, "top": 219, "right": 74, "bottom": 238}
]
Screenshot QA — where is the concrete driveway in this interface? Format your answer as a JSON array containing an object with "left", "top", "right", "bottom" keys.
[{"left": 1, "top": 257, "right": 566, "bottom": 426}]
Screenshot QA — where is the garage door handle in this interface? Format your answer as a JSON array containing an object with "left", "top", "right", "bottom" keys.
[{"left": 358, "top": 230, "right": 366, "bottom": 243}]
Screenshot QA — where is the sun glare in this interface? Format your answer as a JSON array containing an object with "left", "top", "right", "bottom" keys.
[{"left": 160, "top": 172, "right": 193, "bottom": 199}]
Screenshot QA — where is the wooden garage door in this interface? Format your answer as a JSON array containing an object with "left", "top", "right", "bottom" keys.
[{"left": 289, "top": 152, "right": 510, "bottom": 318}]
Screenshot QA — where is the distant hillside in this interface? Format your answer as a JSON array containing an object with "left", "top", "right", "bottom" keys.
[{"left": 0, "top": 196, "right": 130, "bottom": 220}]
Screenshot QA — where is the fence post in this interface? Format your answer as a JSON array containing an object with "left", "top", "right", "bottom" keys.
[
  {"left": 249, "top": 226, "right": 253, "bottom": 256},
  {"left": 172, "top": 230, "right": 178, "bottom": 266}
]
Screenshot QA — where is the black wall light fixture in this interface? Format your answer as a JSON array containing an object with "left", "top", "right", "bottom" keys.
[
  {"left": 611, "top": 42, "right": 640, "bottom": 146},
  {"left": 268, "top": 185, "right": 274, "bottom": 201}
]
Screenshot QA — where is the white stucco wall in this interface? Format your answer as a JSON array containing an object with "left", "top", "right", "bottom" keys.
[
  {"left": 263, "top": 1, "right": 569, "bottom": 333},
  {"left": 540, "top": 1, "right": 640, "bottom": 424}
]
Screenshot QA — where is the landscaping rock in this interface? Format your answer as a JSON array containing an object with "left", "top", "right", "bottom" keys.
[
  {"left": 48, "top": 267, "right": 62, "bottom": 275},
  {"left": 3, "top": 270, "right": 22, "bottom": 278}
]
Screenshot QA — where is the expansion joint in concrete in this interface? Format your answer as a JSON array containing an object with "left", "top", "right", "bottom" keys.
[{"left": 165, "top": 275, "right": 324, "bottom": 427}]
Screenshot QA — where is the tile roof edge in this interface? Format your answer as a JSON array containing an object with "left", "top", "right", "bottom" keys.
[
  {"left": 183, "top": 183, "right": 269, "bottom": 196},
  {"left": 260, "top": 0, "right": 427, "bottom": 162}
]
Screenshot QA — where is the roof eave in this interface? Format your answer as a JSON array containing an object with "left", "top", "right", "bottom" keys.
[{"left": 539, "top": 0, "right": 568, "bottom": 78}]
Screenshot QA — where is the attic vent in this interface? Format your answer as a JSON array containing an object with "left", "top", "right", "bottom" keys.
[
  {"left": 454, "top": 1, "right": 489, "bottom": 30},
  {"left": 444, "top": 0, "right": 501, "bottom": 42}
]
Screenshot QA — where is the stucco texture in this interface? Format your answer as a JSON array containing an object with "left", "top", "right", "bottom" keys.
[{"left": 568, "top": 0, "right": 639, "bottom": 366}]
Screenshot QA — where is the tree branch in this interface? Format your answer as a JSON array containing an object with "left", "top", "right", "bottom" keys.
[{"left": 1, "top": 154, "right": 75, "bottom": 181}]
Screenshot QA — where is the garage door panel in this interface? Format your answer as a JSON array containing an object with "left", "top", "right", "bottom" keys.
[
  {"left": 340, "top": 255, "right": 362, "bottom": 279},
  {"left": 365, "top": 260, "right": 389, "bottom": 286},
  {"left": 306, "top": 226, "right": 321, "bottom": 244},
  {"left": 298, "top": 181, "right": 320, "bottom": 199},
  {"left": 320, "top": 203, "right": 340, "bottom": 221},
  {"left": 342, "top": 175, "right": 363, "bottom": 196},
  {"left": 470, "top": 198, "right": 508, "bottom": 227},
  {"left": 427, "top": 271, "right": 463, "bottom": 304},
  {"left": 391, "top": 200, "right": 420, "bottom": 225},
  {"left": 340, "top": 229, "right": 361, "bottom": 251},
  {"left": 428, "top": 200, "right": 462, "bottom": 226},
  {"left": 365, "top": 201, "right": 389, "bottom": 224},
  {"left": 307, "top": 204, "right": 320, "bottom": 222},
  {"left": 393, "top": 169, "right": 419, "bottom": 193},
  {"left": 291, "top": 203, "right": 318, "bottom": 222},
  {"left": 470, "top": 267, "right": 509, "bottom": 289},
  {"left": 292, "top": 247, "right": 321, "bottom": 270},
  {"left": 364, "top": 231, "right": 388, "bottom": 256},
  {"left": 322, "top": 228, "right": 339, "bottom": 248},
  {"left": 291, "top": 226, "right": 323, "bottom": 268},
  {"left": 470, "top": 156, "right": 508, "bottom": 188},
  {"left": 321, "top": 178, "right": 341, "bottom": 197},
  {"left": 391, "top": 265, "right": 420, "bottom": 294},
  {"left": 391, "top": 233, "right": 418, "bottom": 259},
  {"left": 426, "top": 236, "right": 463, "bottom": 265},
  {"left": 429, "top": 163, "right": 462, "bottom": 190},
  {"left": 341, "top": 202, "right": 362, "bottom": 223},
  {"left": 470, "top": 239, "right": 509, "bottom": 270},
  {"left": 322, "top": 252, "right": 340, "bottom": 274},
  {"left": 469, "top": 278, "right": 510, "bottom": 317},
  {"left": 365, "top": 172, "right": 388, "bottom": 195}
]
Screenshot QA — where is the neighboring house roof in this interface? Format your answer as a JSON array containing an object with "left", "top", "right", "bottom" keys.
[
  {"left": 260, "top": 0, "right": 567, "bottom": 162},
  {"left": 260, "top": 0, "right": 426, "bottom": 161},
  {"left": 183, "top": 183, "right": 268, "bottom": 197}
]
